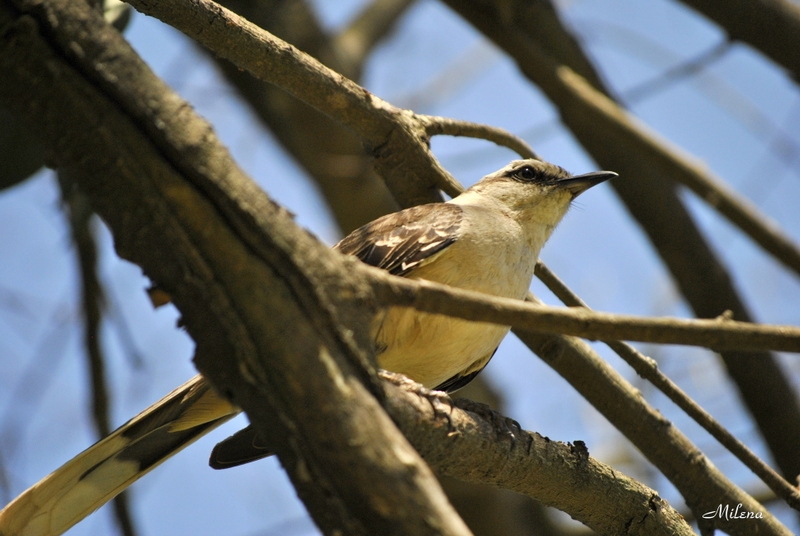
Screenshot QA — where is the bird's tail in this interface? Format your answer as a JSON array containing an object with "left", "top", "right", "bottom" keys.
[{"left": 0, "top": 374, "right": 238, "bottom": 536}]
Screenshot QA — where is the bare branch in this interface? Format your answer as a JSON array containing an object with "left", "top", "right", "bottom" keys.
[
  {"left": 381, "top": 373, "right": 695, "bottom": 536},
  {"left": 623, "top": 39, "right": 733, "bottom": 103},
  {"left": 534, "top": 261, "right": 800, "bottom": 510},
  {"left": 58, "top": 174, "right": 138, "bottom": 536},
  {"left": 512, "top": 326, "right": 792, "bottom": 534},
  {"left": 442, "top": 0, "right": 800, "bottom": 492},
  {"left": 124, "top": 0, "right": 462, "bottom": 205},
  {"left": 333, "top": 0, "right": 417, "bottom": 78},
  {"left": 558, "top": 66, "right": 800, "bottom": 279},
  {"left": 208, "top": 0, "right": 399, "bottom": 234},
  {"left": 369, "top": 267, "right": 800, "bottom": 353},
  {"left": 0, "top": 0, "right": 471, "bottom": 533},
  {"left": 420, "top": 115, "right": 539, "bottom": 160}
]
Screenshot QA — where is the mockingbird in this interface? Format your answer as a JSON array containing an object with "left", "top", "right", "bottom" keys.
[{"left": 0, "top": 158, "right": 614, "bottom": 536}]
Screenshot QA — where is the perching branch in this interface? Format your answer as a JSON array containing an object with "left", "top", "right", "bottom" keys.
[
  {"left": 442, "top": 0, "right": 800, "bottom": 495},
  {"left": 380, "top": 373, "right": 695, "bottom": 536},
  {"left": 0, "top": 1, "right": 472, "bottom": 534},
  {"left": 510, "top": 326, "right": 790, "bottom": 535}
]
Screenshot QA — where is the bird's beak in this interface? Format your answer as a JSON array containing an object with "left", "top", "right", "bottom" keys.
[{"left": 557, "top": 171, "right": 617, "bottom": 198}]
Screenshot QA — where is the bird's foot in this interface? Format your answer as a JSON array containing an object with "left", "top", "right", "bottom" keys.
[{"left": 378, "top": 370, "right": 456, "bottom": 432}]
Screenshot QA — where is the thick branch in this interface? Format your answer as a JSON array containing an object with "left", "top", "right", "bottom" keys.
[
  {"left": 381, "top": 374, "right": 695, "bottom": 536},
  {"left": 534, "top": 262, "right": 800, "bottom": 510},
  {"left": 511, "top": 327, "right": 791, "bottom": 535},
  {"left": 210, "top": 0, "right": 399, "bottom": 234},
  {"left": 125, "top": 0, "right": 461, "bottom": 205},
  {"left": 0, "top": 1, "right": 471, "bottom": 534}
]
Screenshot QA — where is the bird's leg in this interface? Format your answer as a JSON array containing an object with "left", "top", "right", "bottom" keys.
[{"left": 378, "top": 370, "right": 457, "bottom": 434}]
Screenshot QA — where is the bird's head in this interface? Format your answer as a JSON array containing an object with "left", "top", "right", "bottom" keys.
[
  {"left": 464, "top": 158, "right": 616, "bottom": 223},
  {"left": 455, "top": 159, "right": 616, "bottom": 248}
]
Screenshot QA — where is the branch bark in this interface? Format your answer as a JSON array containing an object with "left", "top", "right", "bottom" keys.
[
  {"left": 126, "top": 0, "right": 461, "bottom": 207},
  {"left": 209, "top": 0, "right": 400, "bottom": 234},
  {"left": 372, "top": 272, "right": 800, "bottom": 353},
  {"left": 512, "top": 326, "right": 791, "bottom": 535},
  {"left": 0, "top": 1, "right": 472, "bottom": 534},
  {"left": 381, "top": 375, "right": 695, "bottom": 536},
  {"left": 534, "top": 262, "right": 800, "bottom": 510}
]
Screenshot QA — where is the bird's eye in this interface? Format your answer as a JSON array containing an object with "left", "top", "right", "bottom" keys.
[{"left": 515, "top": 166, "right": 537, "bottom": 181}]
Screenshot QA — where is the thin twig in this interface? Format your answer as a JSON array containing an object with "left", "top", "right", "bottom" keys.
[
  {"left": 622, "top": 39, "right": 733, "bottom": 103},
  {"left": 369, "top": 265, "right": 800, "bottom": 352},
  {"left": 420, "top": 115, "right": 540, "bottom": 160},
  {"left": 534, "top": 261, "right": 800, "bottom": 510}
]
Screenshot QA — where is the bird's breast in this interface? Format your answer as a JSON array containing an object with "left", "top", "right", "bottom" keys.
[{"left": 373, "top": 207, "right": 539, "bottom": 389}]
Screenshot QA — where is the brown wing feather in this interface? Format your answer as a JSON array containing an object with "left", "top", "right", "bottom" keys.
[{"left": 334, "top": 203, "right": 463, "bottom": 277}]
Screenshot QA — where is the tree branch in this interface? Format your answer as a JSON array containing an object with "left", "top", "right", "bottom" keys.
[
  {"left": 381, "top": 373, "right": 695, "bottom": 536},
  {"left": 442, "top": 0, "right": 800, "bottom": 494},
  {"left": 58, "top": 174, "right": 138, "bottom": 536},
  {"left": 125, "top": 0, "right": 462, "bottom": 205},
  {"left": 511, "top": 326, "right": 791, "bottom": 535},
  {"left": 369, "top": 267, "right": 800, "bottom": 353},
  {"left": 208, "top": 0, "right": 400, "bottom": 234},
  {"left": 420, "top": 115, "right": 539, "bottom": 160},
  {"left": 534, "top": 261, "right": 800, "bottom": 510},
  {"left": 0, "top": 1, "right": 471, "bottom": 534}
]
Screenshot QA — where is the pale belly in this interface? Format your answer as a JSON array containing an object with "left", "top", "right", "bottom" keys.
[{"left": 374, "top": 307, "right": 510, "bottom": 389}]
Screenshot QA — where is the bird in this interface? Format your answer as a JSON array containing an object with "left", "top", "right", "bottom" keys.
[{"left": 0, "top": 158, "right": 615, "bottom": 536}]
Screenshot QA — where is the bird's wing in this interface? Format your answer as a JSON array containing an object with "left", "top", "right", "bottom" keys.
[
  {"left": 433, "top": 347, "right": 499, "bottom": 393},
  {"left": 0, "top": 375, "right": 238, "bottom": 536},
  {"left": 338, "top": 201, "right": 496, "bottom": 394},
  {"left": 207, "top": 204, "right": 466, "bottom": 469},
  {"left": 334, "top": 203, "right": 463, "bottom": 277}
]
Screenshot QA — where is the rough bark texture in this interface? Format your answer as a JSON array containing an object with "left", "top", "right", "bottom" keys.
[{"left": 0, "top": 1, "right": 471, "bottom": 534}]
